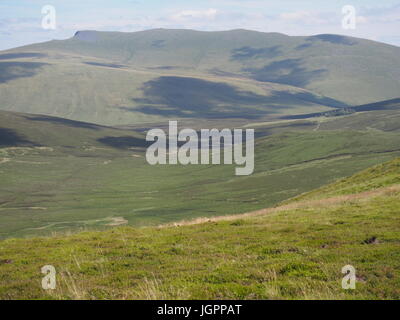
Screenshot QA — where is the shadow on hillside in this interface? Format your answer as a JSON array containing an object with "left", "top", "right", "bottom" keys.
[
  {"left": 231, "top": 46, "right": 282, "bottom": 61},
  {"left": 352, "top": 98, "right": 400, "bottom": 112},
  {"left": 24, "top": 116, "right": 101, "bottom": 130},
  {"left": 74, "top": 31, "right": 99, "bottom": 42},
  {"left": 244, "top": 58, "right": 328, "bottom": 87},
  {"left": 295, "top": 43, "right": 313, "bottom": 50},
  {"left": 148, "top": 66, "right": 176, "bottom": 70},
  {"left": 0, "top": 61, "right": 49, "bottom": 84},
  {"left": 307, "top": 35, "right": 357, "bottom": 45},
  {"left": 129, "top": 76, "right": 274, "bottom": 119},
  {"left": 208, "top": 68, "right": 240, "bottom": 78},
  {"left": 97, "top": 136, "right": 149, "bottom": 149},
  {"left": 0, "top": 53, "right": 47, "bottom": 60},
  {"left": 295, "top": 35, "right": 356, "bottom": 50},
  {"left": 279, "top": 98, "right": 400, "bottom": 120},
  {"left": 0, "top": 128, "right": 36, "bottom": 147},
  {"left": 121, "top": 76, "right": 346, "bottom": 119},
  {"left": 84, "top": 61, "right": 125, "bottom": 69},
  {"left": 254, "top": 121, "right": 316, "bottom": 138},
  {"left": 151, "top": 40, "right": 166, "bottom": 48},
  {"left": 123, "top": 76, "right": 345, "bottom": 119},
  {"left": 280, "top": 92, "right": 347, "bottom": 108}
]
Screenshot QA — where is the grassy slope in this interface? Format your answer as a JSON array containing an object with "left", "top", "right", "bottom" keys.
[
  {"left": 320, "top": 98, "right": 400, "bottom": 132},
  {"left": 2, "top": 110, "right": 400, "bottom": 239},
  {"left": 0, "top": 52, "right": 339, "bottom": 126},
  {"left": 288, "top": 158, "right": 400, "bottom": 201},
  {"left": 25, "top": 29, "right": 400, "bottom": 105},
  {"left": 0, "top": 110, "right": 145, "bottom": 148},
  {"left": 250, "top": 98, "right": 400, "bottom": 137},
  {"left": 0, "top": 158, "right": 399, "bottom": 300},
  {"left": 1, "top": 29, "right": 399, "bottom": 126}
]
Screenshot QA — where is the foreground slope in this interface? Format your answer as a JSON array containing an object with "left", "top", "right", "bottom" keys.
[
  {"left": 288, "top": 158, "right": 400, "bottom": 202},
  {"left": 0, "top": 158, "right": 399, "bottom": 300}
]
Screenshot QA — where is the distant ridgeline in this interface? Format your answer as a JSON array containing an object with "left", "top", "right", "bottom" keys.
[
  {"left": 0, "top": 29, "right": 399, "bottom": 126},
  {"left": 281, "top": 98, "right": 400, "bottom": 120}
]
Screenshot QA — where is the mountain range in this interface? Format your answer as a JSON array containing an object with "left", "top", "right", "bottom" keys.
[{"left": 1, "top": 29, "right": 399, "bottom": 126}]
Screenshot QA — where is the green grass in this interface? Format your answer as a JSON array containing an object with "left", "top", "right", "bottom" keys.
[
  {"left": 34, "top": 29, "right": 400, "bottom": 105},
  {"left": 1, "top": 28, "right": 400, "bottom": 300},
  {"left": 0, "top": 50, "right": 337, "bottom": 126},
  {"left": 1, "top": 29, "right": 400, "bottom": 126},
  {"left": 0, "top": 158, "right": 399, "bottom": 300},
  {"left": 288, "top": 158, "right": 400, "bottom": 202},
  {"left": 2, "top": 110, "right": 400, "bottom": 239}
]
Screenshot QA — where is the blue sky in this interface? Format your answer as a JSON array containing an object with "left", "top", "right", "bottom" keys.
[{"left": 1, "top": 0, "right": 399, "bottom": 50}]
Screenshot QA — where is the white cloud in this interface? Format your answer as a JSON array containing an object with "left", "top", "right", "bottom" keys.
[
  {"left": 171, "top": 8, "right": 218, "bottom": 21},
  {"left": 280, "top": 11, "right": 311, "bottom": 21},
  {"left": 356, "top": 16, "right": 368, "bottom": 24},
  {"left": 279, "top": 10, "right": 335, "bottom": 25},
  {"left": 1, "top": 2, "right": 400, "bottom": 50},
  {"left": 362, "top": 5, "right": 400, "bottom": 23}
]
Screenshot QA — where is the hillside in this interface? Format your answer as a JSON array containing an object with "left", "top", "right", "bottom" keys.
[
  {"left": 27, "top": 29, "right": 400, "bottom": 104},
  {"left": 0, "top": 111, "right": 400, "bottom": 238},
  {"left": 249, "top": 98, "right": 400, "bottom": 137},
  {"left": 1, "top": 29, "right": 399, "bottom": 125},
  {"left": 287, "top": 158, "right": 400, "bottom": 202},
  {"left": 0, "top": 110, "right": 146, "bottom": 149},
  {"left": 1, "top": 109, "right": 400, "bottom": 239},
  {"left": 0, "top": 158, "right": 399, "bottom": 300}
]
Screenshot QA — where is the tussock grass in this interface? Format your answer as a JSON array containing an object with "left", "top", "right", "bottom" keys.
[
  {"left": 0, "top": 164, "right": 399, "bottom": 299},
  {"left": 2, "top": 110, "right": 400, "bottom": 239},
  {"left": 159, "top": 184, "right": 400, "bottom": 228}
]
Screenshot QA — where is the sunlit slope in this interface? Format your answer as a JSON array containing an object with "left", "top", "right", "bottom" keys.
[
  {"left": 320, "top": 98, "right": 400, "bottom": 132},
  {"left": 9, "top": 28, "right": 400, "bottom": 105},
  {"left": 249, "top": 98, "right": 400, "bottom": 137},
  {"left": 0, "top": 159, "right": 399, "bottom": 300},
  {"left": 287, "top": 157, "right": 400, "bottom": 202},
  {"left": 0, "top": 51, "right": 344, "bottom": 126}
]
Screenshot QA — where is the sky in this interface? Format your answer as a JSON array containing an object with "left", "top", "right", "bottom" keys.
[{"left": 0, "top": 0, "right": 399, "bottom": 50}]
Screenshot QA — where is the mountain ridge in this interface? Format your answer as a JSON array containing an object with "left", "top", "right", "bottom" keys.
[{"left": 1, "top": 28, "right": 399, "bottom": 125}]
